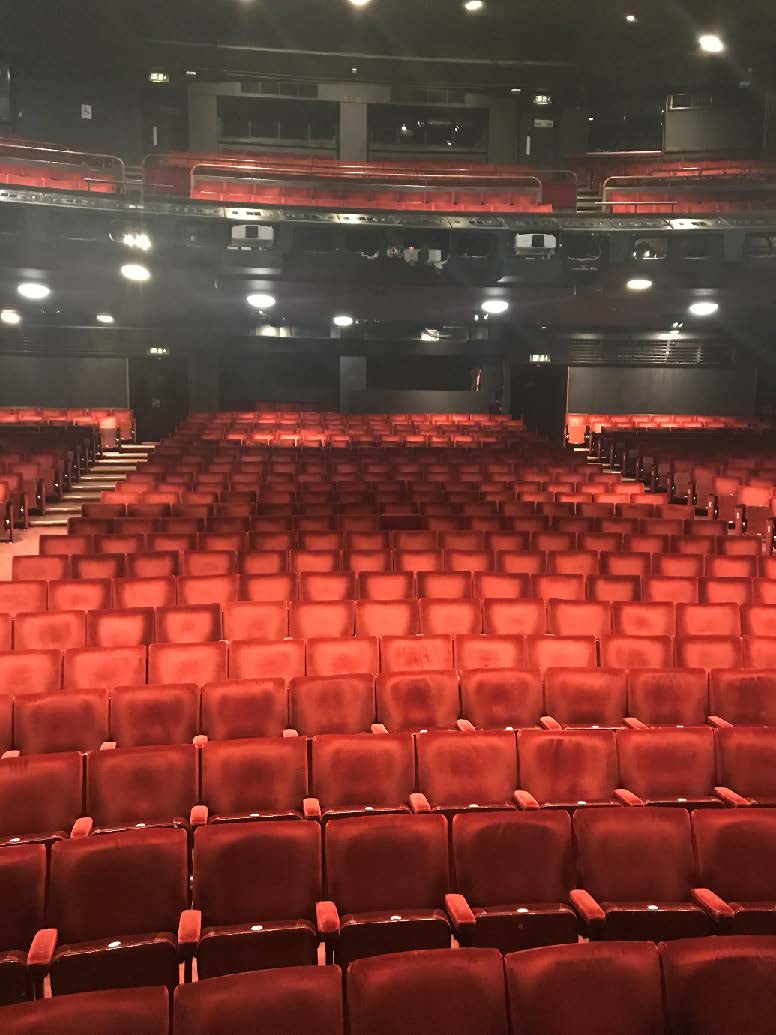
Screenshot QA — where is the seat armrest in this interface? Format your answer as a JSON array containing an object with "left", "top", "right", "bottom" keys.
[
  {"left": 100, "top": 741, "right": 117, "bottom": 751},
  {"left": 570, "top": 889, "right": 605, "bottom": 926},
  {"left": 70, "top": 816, "right": 93, "bottom": 838},
  {"left": 692, "top": 887, "right": 735, "bottom": 921},
  {"left": 624, "top": 717, "right": 648, "bottom": 730},
  {"left": 282, "top": 728, "right": 299, "bottom": 738},
  {"left": 513, "top": 789, "right": 541, "bottom": 810},
  {"left": 445, "top": 893, "right": 476, "bottom": 934},
  {"left": 178, "top": 909, "right": 202, "bottom": 961},
  {"left": 614, "top": 787, "right": 645, "bottom": 806},
  {"left": 371, "top": 723, "right": 389, "bottom": 735},
  {"left": 193, "top": 734, "right": 208, "bottom": 746},
  {"left": 316, "top": 900, "right": 340, "bottom": 938},
  {"left": 303, "top": 797, "right": 322, "bottom": 821},
  {"left": 456, "top": 719, "right": 476, "bottom": 732},
  {"left": 190, "top": 805, "right": 209, "bottom": 827},
  {"left": 708, "top": 715, "right": 733, "bottom": 730},
  {"left": 539, "top": 715, "right": 563, "bottom": 731},
  {"left": 409, "top": 792, "right": 431, "bottom": 813},
  {"left": 1, "top": 749, "right": 19, "bottom": 760},
  {"left": 27, "top": 928, "right": 57, "bottom": 981},
  {"left": 715, "top": 785, "right": 752, "bottom": 807}
]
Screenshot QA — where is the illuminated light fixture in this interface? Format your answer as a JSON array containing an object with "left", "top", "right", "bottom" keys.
[
  {"left": 148, "top": 346, "right": 169, "bottom": 357},
  {"left": 481, "top": 299, "right": 509, "bottom": 315},
  {"left": 348, "top": 0, "right": 373, "bottom": 5},
  {"left": 625, "top": 13, "right": 637, "bottom": 22},
  {"left": 464, "top": 0, "right": 484, "bottom": 10},
  {"left": 627, "top": 277, "right": 653, "bottom": 291},
  {"left": 688, "top": 300, "right": 719, "bottom": 317},
  {"left": 185, "top": 70, "right": 198, "bottom": 78},
  {"left": 121, "top": 263, "right": 151, "bottom": 282},
  {"left": 96, "top": 313, "right": 115, "bottom": 324},
  {"left": 534, "top": 93, "right": 551, "bottom": 106},
  {"left": 529, "top": 353, "right": 551, "bottom": 364},
  {"left": 351, "top": 66, "right": 358, "bottom": 74},
  {"left": 247, "top": 293, "right": 276, "bottom": 309},
  {"left": 588, "top": 116, "right": 595, "bottom": 122},
  {"left": 148, "top": 71, "right": 170, "bottom": 84},
  {"left": 17, "top": 282, "right": 50, "bottom": 300},
  {"left": 699, "top": 33, "right": 725, "bottom": 54},
  {"left": 672, "top": 320, "right": 683, "bottom": 330},
  {"left": 333, "top": 314, "right": 354, "bottom": 327},
  {"left": 122, "top": 231, "right": 152, "bottom": 251},
  {"left": 108, "top": 940, "right": 122, "bottom": 949},
  {"left": 0, "top": 309, "right": 21, "bottom": 325},
  {"left": 510, "top": 87, "right": 522, "bottom": 94}
]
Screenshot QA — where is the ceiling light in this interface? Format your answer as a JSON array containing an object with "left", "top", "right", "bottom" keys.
[
  {"left": 247, "top": 293, "right": 276, "bottom": 309},
  {"left": 351, "top": 66, "right": 358, "bottom": 74},
  {"left": 0, "top": 309, "right": 21, "bottom": 325},
  {"left": 333, "top": 314, "right": 354, "bottom": 327},
  {"left": 122, "top": 231, "right": 152, "bottom": 251},
  {"left": 17, "top": 282, "right": 50, "bottom": 300},
  {"left": 672, "top": 321, "right": 684, "bottom": 330},
  {"left": 688, "top": 300, "right": 719, "bottom": 317},
  {"left": 464, "top": 0, "right": 484, "bottom": 10},
  {"left": 96, "top": 313, "right": 115, "bottom": 324},
  {"left": 534, "top": 94, "right": 552, "bottom": 106},
  {"left": 148, "top": 71, "right": 170, "bottom": 84},
  {"left": 481, "top": 299, "right": 509, "bottom": 315},
  {"left": 185, "top": 70, "right": 198, "bottom": 78},
  {"left": 627, "top": 278, "right": 653, "bottom": 291},
  {"left": 510, "top": 88, "right": 522, "bottom": 94},
  {"left": 348, "top": 0, "right": 373, "bottom": 5},
  {"left": 588, "top": 116, "right": 595, "bottom": 122},
  {"left": 120, "top": 263, "right": 151, "bottom": 282},
  {"left": 699, "top": 33, "right": 725, "bottom": 54},
  {"left": 625, "top": 13, "right": 637, "bottom": 22}
]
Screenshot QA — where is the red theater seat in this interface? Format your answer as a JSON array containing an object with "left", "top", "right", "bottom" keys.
[
  {"left": 299, "top": 572, "right": 356, "bottom": 602},
  {"left": 380, "top": 634, "right": 454, "bottom": 672},
  {"left": 504, "top": 941, "right": 664, "bottom": 1035},
  {"left": 13, "top": 690, "right": 108, "bottom": 755},
  {"left": 199, "top": 736, "right": 309, "bottom": 822},
  {"left": 148, "top": 641, "right": 227, "bottom": 685},
  {"left": 346, "top": 947, "right": 508, "bottom": 1035},
  {"left": 355, "top": 600, "right": 419, "bottom": 637},
  {"left": 229, "top": 638, "right": 305, "bottom": 683},
  {"left": 109, "top": 684, "right": 200, "bottom": 747},
  {"left": 588, "top": 575, "right": 642, "bottom": 603},
  {"left": 192, "top": 820, "right": 321, "bottom": 977},
  {"left": 0, "top": 986, "right": 170, "bottom": 1034},
  {"left": 460, "top": 669, "right": 544, "bottom": 730},
  {"left": 616, "top": 727, "right": 721, "bottom": 808},
  {"left": 612, "top": 602, "right": 675, "bottom": 637},
  {"left": 547, "top": 600, "right": 611, "bottom": 638},
  {"left": 0, "top": 842, "right": 47, "bottom": 1006},
  {"left": 0, "top": 752, "right": 82, "bottom": 846},
  {"left": 0, "top": 581, "right": 47, "bottom": 617},
  {"left": 12, "top": 556, "right": 69, "bottom": 582},
  {"left": 516, "top": 729, "right": 620, "bottom": 809},
  {"left": 155, "top": 604, "right": 222, "bottom": 644},
  {"left": 627, "top": 669, "right": 709, "bottom": 727},
  {"left": 322, "top": 813, "right": 450, "bottom": 966},
  {"left": 289, "top": 674, "right": 375, "bottom": 735},
  {"left": 416, "top": 730, "right": 518, "bottom": 813},
  {"left": 643, "top": 577, "right": 699, "bottom": 605},
  {"left": 48, "top": 579, "right": 112, "bottom": 612},
  {"left": 675, "top": 635, "right": 742, "bottom": 671},
  {"left": 418, "top": 599, "right": 482, "bottom": 635},
  {"left": 715, "top": 726, "right": 776, "bottom": 805},
  {"left": 240, "top": 573, "right": 296, "bottom": 601},
  {"left": 13, "top": 610, "right": 85, "bottom": 652},
  {"left": 47, "top": 827, "right": 189, "bottom": 994},
  {"left": 376, "top": 670, "right": 461, "bottom": 732},
  {"left": 200, "top": 678, "right": 289, "bottom": 740},
  {"left": 85, "top": 608, "right": 154, "bottom": 647},
  {"left": 290, "top": 601, "right": 356, "bottom": 639},
  {"left": 125, "top": 552, "right": 179, "bottom": 578},
  {"left": 310, "top": 732, "right": 416, "bottom": 820},
  {"left": 176, "top": 574, "right": 239, "bottom": 606},
  {"left": 454, "top": 634, "right": 524, "bottom": 671},
  {"left": 64, "top": 646, "right": 146, "bottom": 690},
  {"left": 474, "top": 573, "right": 529, "bottom": 599},
  {"left": 600, "top": 635, "right": 673, "bottom": 670},
  {"left": 305, "top": 636, "right": 378, "bottom": 677},
  {"left": 525, "top": 636, "right": 597, "bottom": 671},
  {"left": 709, "top": 669, "right": 776, "bottom": 726},
  {"left": 113, "top": 576, "right": 177, "bottom": 610},
  {"left": 543, "top": 668, "right": 627, "bottom": 729},
  {"left": 572, "top": 807, "right": 714, "bottom": 941}
]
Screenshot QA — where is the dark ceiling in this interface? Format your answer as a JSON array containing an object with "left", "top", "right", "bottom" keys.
[{"left": 4, "top": 0, "right": 776, "bottom": 99}]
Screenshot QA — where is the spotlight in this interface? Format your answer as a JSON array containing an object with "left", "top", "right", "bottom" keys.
[
  {"left": 510, "top": 87, "right": 522, "bottom": 94},
  {"left": 625, "top": 13, "right": 637, "bottom": 22},
  {"left": 17, "top": 282, "right": 50, "bottom": 301},
  {"left": 699, "top": 33, "right": 725, "bottom": 54},
  {"left": 0, "top": 309, "right": 21, "bottom": 325},
  {"left": 688, "top": 301, "right": 719, "bottom": 317},
  {"left": 481, "top": 300, "right": 509, "bottom": 315},
  {"left": 120, "top": 263, "right": 151, "bottom": 282},
  {"left": 627, "top": 278, "right": 653, "bottom": 291},
  {"left": 247, "top": 293, "right": 276, "bottom": 309},
  {"left": 348, "top": 0, "right": 372, "bottom": 5},
  {"left": 96, "top": 313, "right": 115, "bottom": 324},
  {"left": 464, "top": 0, "right": 484, "bottom": 9},
  {"left": 122, "top": 231, "right": 152, "bottom": 251},
  {"left": 333, "top": 314, "right": 354, "bottom": 327}
]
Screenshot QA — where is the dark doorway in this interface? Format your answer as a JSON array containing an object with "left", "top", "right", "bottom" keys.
[
  {"left": 129, "top": 356, "right": 189, "bottom": 442},
  {"left": 510, "top": 363, "right": 568, "bottom": 443}
]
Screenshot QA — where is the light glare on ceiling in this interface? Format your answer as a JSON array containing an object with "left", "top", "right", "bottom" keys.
[
  {"left": 0, "top": 309, "right": 21, "bottom": 325},
  {"left": 481, "top": 299, "right": 509, "bottom": 315},
  {"left": 17, "top": 282, "right": 50, "bottom": 300},
  {"left": 247, "top": 293, "right": 276, "bottom": 309},
  {"left": 333, "top": 314, "right": 354, "bottom": 327},
  {"left": 120, "top": 263, "right": 151, "bottom": 282},
  {"left": 688, "top": 300, "right": 719, "bottom": 316},
  {"left": 122, "top": 231, "right": 152, "bottom": 251},
  {"left": 464, "top": 0, "right": 484, "bottom": 10},
  {"left": 699, "top": 33, "right": 725, "bottom": 53},
  {"left": 96, "top": 313, "right": 115, "bottom": 324},
  {"left": 627, "top": 278, "right": 653, "bottom": 291}
]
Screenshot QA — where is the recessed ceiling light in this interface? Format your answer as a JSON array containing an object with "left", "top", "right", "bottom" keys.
[
  {"left": 351, "top": 66, "right": 358, "bottom": 74},
  {"left": 17, "top": 282, "right": 50, "bottom": 300},
  {"left": 625, "top": 13, "right": 637, "bottom": 22},
  {"left": 333, "top": 314, "right": 354, "bottom": 327},
  {"left": 464, "top": 0, "right": 484, "bottom": 10},
  {"left": 510, "top": 87, "right": 522, "bottom": 94},
  {"left": 699, "top": 33, "right": 725, "bottom": 54},
  {"left": 348, "top": 0, "right": 372, "bottom": 5},
  {"left": 120, "top": 263, "right": 151, "bottom": 282},
  {"left": 0, "top": 309, "right": 21, "bottom": 325},
  {"left": 688, "top": 300, "right": 719, "bottom": 316},
  {"left": 122, "top": 231, "right": 152, "bottom": 251},
  {"left": 627, "top": 278, "right": 653, "bottom": 291},
  {"left": 185, "top": 70, "right": 198, "bottom": 78},
  {"left": 588, "top": 116, "right": 595, "bottom": 122},
  {"left": 247, "top": 293, "right": 276, "bottom": 309},
  {"left": 481, "top": 300, "right": 509, "bottom": 315},
  {"left": 96, "top": 313, "right": 115, "bottom": 324}
]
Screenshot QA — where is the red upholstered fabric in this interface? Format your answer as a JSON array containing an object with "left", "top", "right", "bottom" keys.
[
  {"left": 177, "top": 574, "right": 239, "bottom": 606},
  {"left": 417, "top": 572, "right": 473, "bottom": 600},
  {"left": 173, "top": 966, "right": 342, "bottom": 1035},
  {"left": 0, "top": 986, "right": 170, "bottom": 1034},
  {"left": 64, "top": 646, "right": 147, "bottom": 690},
  {"left": 0, "top": 842, "right": 46, "bottom": 1005},
  {"left": 612, "top": 602, "right": 675, "bottom": 637},
  {"left": 200, "top": 736, "right": 308, "bottom": 821},
  {"left": 356, "top": 600, "right": 419, "bottom": 636},
  {"left": 113, "top": 576, "right": 177, "bottom": 610},
  {"left": 229, "top": 638, "right": 305, "bottom": 683},
  {"left": 482, "top": 599, "right": 546, "bottom": 635},
  {"left": 359, "top": 572, "right": 415, "bottom": 601},
  {"left": 380, "top": 635, "right": 454, "bottom": 672},
  {"left": 193, "top": 820, "right": 321, "bottom": 977},
  {"left": 85, "top": 743, "right": 197, "bottom": 831},
  {"left": 600, "top": 635, "right": 674, "bottom": 670},
  {"left": 0, "top": 581, "right": 47, "bottom": 617},
  {"left": 416, "top": 730, "right": 518, "bottom": 811},
  {"left": 376, "top": 670, "right": 460, "bottom": 731},
  {"left": 709, "top": 669, "right": 776, "bottom": 725},
  {"left": 715, "top": 727, "right": 776, "bottom": 804},
  {"left": 155, "top": 605, "right": 222, "bottom": 644},
  {"left": 517, "top": 729, "right": 618, "bottom": 807},
  {"left": 110, "top": 684, "right": 199, "bottom": 747},
  {"left": 0, "top": 752, "right": 82, "bottom": 845},
  {"left": 290, "top": 601, "right": 356, "bottom": 639},
  {"left": 544, "top": 668, "right": 627, "bottom": 728},
  {"left": 86, "top": 608, "right": 155, "bottom": 647},
  {"left": 525, "top": 636, "right": 597, "bottom": 671},
  {"left": 311, "top": 732, "right": 415, "bottom": 818},
  {"left": 504, "top": 941, "right": 664, "bottom": 1035},
  {"left": 0, "top": 650, "right": 62, "bottom": 695},
  {"left": 13, "top": 690, "right": 108, "bottom": 754},
  {"left": 627, "top": 669, "right": 709, "bottom": 726},
  {"left": 346, "top": 948, "right": 508, "bottom": 1035},
  {"left": 418, "top": 599, "right": 482, "bottom": 636},
  {"left": 460, "top": 669, "right": 544, "bottom": 730},
  {"left": 148, "top": 641, "right": 227, "bottom": 686},
  {"left": 616, "top": 727, "right": 719, "bottom": 806},
  {"left": 305, "top": 636, "right": 378, "bottom": 677},
  {"left": 290, "top": 674, "right": 375, "bottom": 735},
  {"left": 201, "top": 678, "right": 289, "bottom": 739}
]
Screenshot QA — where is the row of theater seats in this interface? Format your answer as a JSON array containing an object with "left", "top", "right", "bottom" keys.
[
  {"left": 2, "top": 807, "right": 776, "bottom": 1002},
  {"left": 5, "top": 938, "right": 776, "bottom": 1035},
  {"left": 566, "top": 412, "right": 760, "bottom": 443},
  {"left": 2, "top": 724, "right": 776, "bottom": 845},
  {"left": 3, "top": 663, "right": 776, "bottom": 755}
]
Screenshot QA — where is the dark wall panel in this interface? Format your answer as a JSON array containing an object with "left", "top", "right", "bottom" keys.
[
  {"left": 567, "top": 366, "right": 757, "bottom": 416},
  {"left": 347, "top": 389, "right": 489, "bottom": 414},
  {"left": 219, "top": 353, "right": 340, "bottom": 410},
  {"left": 0, "top": 356, "right": 128, "bottom": 407}
]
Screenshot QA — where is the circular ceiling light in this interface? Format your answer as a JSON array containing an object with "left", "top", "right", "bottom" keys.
[
  {"left": 96, "top": 313, "right": 115, "bottom": 324},
  {"left": 247, "top": 293, "right": 276, "bottom": 309},
  {"left": 17, "top": 282, "right": 50, "bottom": 301},
  {"left": 120, "top": 263, "right": 151, "bottom": 282},
  {"left": 688, "top": 300, "right": 719, "bottom": 317},
  {"left": 627, "top": 278, "right": 653, "bottom": 291},
  {"left": 625, "top": 13, "right": 637, "bottom": 22},
  {"left": 464, "top": 0, "right": 484, "bottom": 10},
  {"left": 333, "top": 314, "right": 354, "bottom": 327},
  {"left": 0, "top": 309, "right": 21, "bottom": 325},
  {"left": 699, "top": 33, "right": 725, "bottom": 54},
  {"left": 481, "top": 299, "right": 509, "bottom": 315}
]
